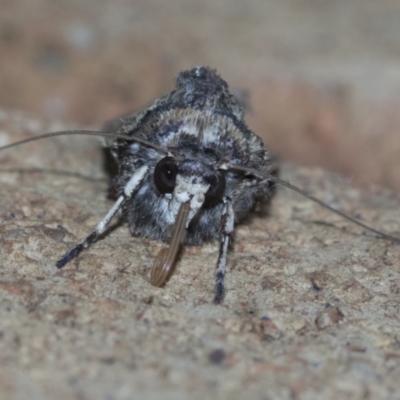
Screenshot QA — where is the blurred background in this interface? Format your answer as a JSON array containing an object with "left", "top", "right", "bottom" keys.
[{"left": 1, "top": 0, "right": 400, "bottom": 189}]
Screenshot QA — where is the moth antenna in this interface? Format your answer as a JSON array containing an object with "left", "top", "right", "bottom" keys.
[
  {"left": 0, "top": 167, "right": 106, "bottom": 183},
  {"left": 0, "top": 130, "right": 168, "bottom": 153},
  {"left": 229, "top": 165, "right": 400, "bottom": 245}
]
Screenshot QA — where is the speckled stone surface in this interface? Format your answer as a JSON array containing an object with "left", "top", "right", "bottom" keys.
[{"left": 0, "top": 111, "right": 399, "bottom": 399}]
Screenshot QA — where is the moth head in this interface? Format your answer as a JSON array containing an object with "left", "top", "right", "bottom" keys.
[
  {"left": 153, "top": 156, "right": 226, "bottom": 208},
  {"left": 151, "top": 155, "right": 226, "bottom": 288}
]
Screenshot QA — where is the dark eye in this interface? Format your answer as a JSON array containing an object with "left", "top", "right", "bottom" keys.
[
  {"left": 204, "top": 171, "right": 226, "bottom": 207},
  {"left": 154, "top": 157, "right": 178, "bottom": 194}
]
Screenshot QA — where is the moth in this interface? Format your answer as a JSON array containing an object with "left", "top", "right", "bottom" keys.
[{"left": 2, "top": 66, "right": 399, "bottom": 303}]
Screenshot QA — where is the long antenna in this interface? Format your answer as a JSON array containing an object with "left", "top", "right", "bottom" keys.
[
  {"left": 0, "top": 130, "right": 167, "bottom": 154},
  {"left": 229, "top": 164, "right": 400, "bottom": 245}
]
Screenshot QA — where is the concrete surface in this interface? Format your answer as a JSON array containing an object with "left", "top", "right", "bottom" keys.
[
  {"left": 0, "top": 110, "right": 399, "bottom": 399},
  {"left": 1, "top": 1, "right": 400, "bottom": 398}
]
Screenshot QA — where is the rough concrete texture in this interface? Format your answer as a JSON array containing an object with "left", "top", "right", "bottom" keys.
[
  {"left": 1, "top": 2, "right": 400, "bottom": 398},
  {"left": 0, "top": 111, "right": 400, "bottom": 400},
  {"left": 1, "top": 0, "right": 400, "bottom": 189}
]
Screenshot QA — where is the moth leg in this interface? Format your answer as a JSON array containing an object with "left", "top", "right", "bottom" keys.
[
  {"left": 56, "top": 165, "right": 148, "bottom": 269},
  {"left": 214, "top": 197, "right": 235, "bottom": 304}
]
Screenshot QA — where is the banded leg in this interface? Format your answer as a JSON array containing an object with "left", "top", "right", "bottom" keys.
[
  {"left": 214, "top": 198, "right": 235, "bottom": 304},
  {"left": 56, "top": 165, "right": 148, "bottom": 268}
]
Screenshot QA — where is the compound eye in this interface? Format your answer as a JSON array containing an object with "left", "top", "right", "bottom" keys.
[
  {"left": 204, "top": 171, "right": 226, "bottom": 207},
  {"left": 154, "top": 157, "right": 178, "bottom": 194}
]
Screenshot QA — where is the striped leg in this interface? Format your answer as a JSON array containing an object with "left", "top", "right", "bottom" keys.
[
  {"left": 56, "top": 166, "right": 148, "bottom": 268},
  {"left": 214, "top": 198, "right": 234, "bottom": 304}
]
